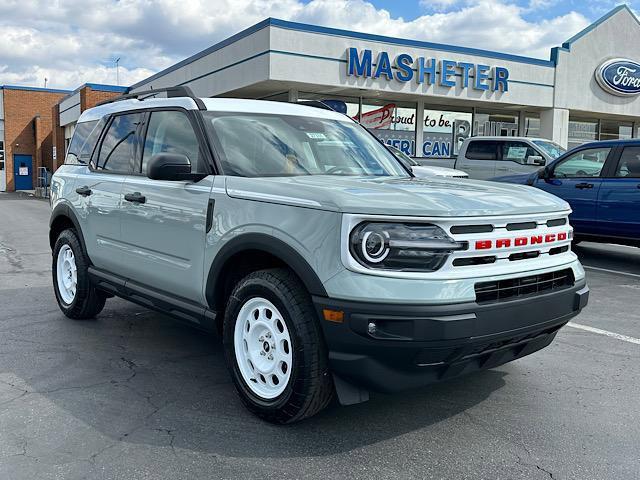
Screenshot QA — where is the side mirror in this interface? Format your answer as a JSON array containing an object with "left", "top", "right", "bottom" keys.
[
  {"left": 146, "top": 153, "right": 206, "bottom": 182},
  {"left": 538, "top": 166, "right": 551, "bottom": 179},
  {"left": 526, "top": 155, "right": 545, "bottom": 166}
]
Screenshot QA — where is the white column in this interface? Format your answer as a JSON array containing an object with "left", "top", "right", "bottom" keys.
[
  {"left": 415, "top": 100, "right": 425, "bottom": 157},
  {"left": 540, "top": 108, "right": 569, "bottom": 149}
]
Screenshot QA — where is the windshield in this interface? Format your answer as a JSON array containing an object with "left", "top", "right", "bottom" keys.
[
  {"left": 532, "top": 140, "right": 566, "bottom": 159},
  {"left": 203, "top": 112, "right": 409, "bottom": 177},
  {"left": 387, "top": 145, "right": 418, "bottom": 166}
]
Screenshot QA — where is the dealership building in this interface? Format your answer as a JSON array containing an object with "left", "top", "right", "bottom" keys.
[{"left": 3, "top": 4, "right": 640, "bottom": 191}]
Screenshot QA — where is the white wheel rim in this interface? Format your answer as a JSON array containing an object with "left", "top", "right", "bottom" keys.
[
  {"left": 56, "top": 244, "right": 77, "bottom": 305},
  {"left": 234, "top": 297, "right": 293, "bottom": 399}
]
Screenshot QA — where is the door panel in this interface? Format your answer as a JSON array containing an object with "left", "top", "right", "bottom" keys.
[
  {"left": 597, "top": 146, "right": 640, "bottom": 239},
  {"left": 534, "top": 146, "right": 611, "bottom": 235},
  {"left": 118, "top": 110, "right": 213, "bottom": 303},
  {"left": 13, "top": 154, "right": 33, "bottom": 190},
  {"left": 74, "top": 169, "right": 125, "bottom": 271},
  {"left": 119, "top": 177, "right": 213, "bottom": 301},
  {"left": 76, "top": 112, "right": 144, "bottom": 272}
]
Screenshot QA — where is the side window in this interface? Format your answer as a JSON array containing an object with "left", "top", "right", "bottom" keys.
[
  {"left": 65, "top": 120, "right": 102, "bottom": 165},
  {"left": 500, "top": 141, "right": 537, "bottom": 164},
  {"left": 96, "top": 113, "right": 144, "bottom": 173},
  {"left": 141, "top": 111, "right": 201, "bottom": 174},
  {"left": 614, "top": 146, "right": 640, "bottom": 178},
  {"left": 465, "top": 141, "right": 498, "bottom": 160},
  {"left": 553, "top": 147, "right": 611, "bottom": 178}
]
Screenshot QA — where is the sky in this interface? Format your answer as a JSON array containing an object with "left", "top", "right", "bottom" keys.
[{"left": 0, "top": 0, "right": 636, "bottom": 91}]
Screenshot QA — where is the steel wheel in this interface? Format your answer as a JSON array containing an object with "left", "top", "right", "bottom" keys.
[
  {"left": 56, "top": 244, "right": 77, "bottom": 305},
  {"left": 233, "top": 297, "right": 293, "bottom": 399}
]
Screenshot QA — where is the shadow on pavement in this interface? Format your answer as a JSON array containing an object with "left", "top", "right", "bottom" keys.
[{"left": 2, "top": 290, "right": 508, "bottom": 459}]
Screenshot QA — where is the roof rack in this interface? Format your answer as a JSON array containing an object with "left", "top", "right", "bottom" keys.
[{"left": 95, "top": 85, "right": 206, "bottom": 110}]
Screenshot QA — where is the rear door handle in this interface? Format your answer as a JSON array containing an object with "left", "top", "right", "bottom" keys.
[
  {"left": 75, "top": 186, "right": 92, "bottom": 196},
  {"left": 496, "top": 167, "right": 509, "bottom": 172},
  {"left": 575, "top": 183, "right": 594, "bottom": 189},
  {"left": 124, "top": 192, "right": 146, "bottom": 204}
]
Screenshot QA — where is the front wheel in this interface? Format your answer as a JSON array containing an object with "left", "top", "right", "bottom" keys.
[
  {"left": 223, "top": 268, "right": 334, "bottom": 423},
  {"left": 52, "top": 229, "right": 106, "bottom": 319}
]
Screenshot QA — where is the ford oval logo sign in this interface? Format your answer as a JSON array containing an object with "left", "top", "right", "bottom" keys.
[{"left": 595, "top": 58, "right": 640, "bottom": 96}]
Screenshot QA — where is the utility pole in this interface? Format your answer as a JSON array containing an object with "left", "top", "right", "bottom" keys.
[{"left": 115, "top": 57, "right": 121, "bottom": 86}]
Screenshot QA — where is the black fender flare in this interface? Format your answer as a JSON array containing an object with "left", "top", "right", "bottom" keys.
[
  {"left": 205, "top": 233, "right": 328, "bottom": 308},
  {"left": 49, "top": 203, "right": 87, "bottom": 253}
]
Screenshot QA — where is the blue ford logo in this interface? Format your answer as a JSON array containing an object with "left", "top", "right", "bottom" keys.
[{"left": 596, "top": 58, "right": 640, "bottom": 96}]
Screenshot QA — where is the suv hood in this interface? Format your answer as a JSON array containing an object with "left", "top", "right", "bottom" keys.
[{"left": 225, "top": 175, "right": 569, "bottom": 217}]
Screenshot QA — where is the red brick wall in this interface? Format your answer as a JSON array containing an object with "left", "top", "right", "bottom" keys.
[{"left": 3, "top": 89, "right": 66, "bottom": 191}]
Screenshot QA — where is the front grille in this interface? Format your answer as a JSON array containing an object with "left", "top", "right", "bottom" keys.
[{"left": 474, "top": 268, "right": 574, "bottom": 304}]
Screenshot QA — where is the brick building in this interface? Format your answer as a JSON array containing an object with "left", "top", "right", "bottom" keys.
[
  {"left": 0, "top": 83, "right": 126, "bottom": 192},
  {"left": 0, "top": 86, "right": 70, "bottom": 192},
  {"left": 52, "top": 83, "right": 127, "bottom": 173}
]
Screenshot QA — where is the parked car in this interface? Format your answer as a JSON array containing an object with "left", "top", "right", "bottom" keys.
[
  {"left": 420, "top": 136, "right": 566, "bottom": 180},
  {"left": 386, "top": 145, "right": 468, "bottom": 178},
  {"left": 493, "top": 139, "right": 640, "bottom": 246},
  {"left": 49, "top": 87, "right": 588, "bottom": 423}
]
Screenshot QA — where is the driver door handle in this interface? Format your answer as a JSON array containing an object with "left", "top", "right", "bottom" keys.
[
  {"left": 575, "top": 183, "right": 594, "bottom": 189},
  {"left": 75, "top": 186, "right": 92, "bottom": 197},
  {"left": 124, "top": 192, "right": 146, "bottom": 204}
]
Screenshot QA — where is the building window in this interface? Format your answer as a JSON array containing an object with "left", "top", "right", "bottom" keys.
[
  {"left": 359, "top": 99, "right": 417, "bottom": 155},
  {"left": 523, "top": 113, "right": 540, "bottom": 137},
  {"left": 568, "top": 118, "right": 598, "bottom": 150},
  {"left": 600, "top": 120, "right": 633, "bottom": 142},
  {"left": 422, "top": 108, "right": 472, "bottom": 158},
  {"left": 473, "top": 111, "right": 518, "bottom": 136}
]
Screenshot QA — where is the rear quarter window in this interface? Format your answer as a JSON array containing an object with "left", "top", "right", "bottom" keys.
[
  {"left": 465, "top": 141, "right": 499, "bottom": 160},
  {"left": 65, "top": 119, "right": 104, "bottom": 165}
]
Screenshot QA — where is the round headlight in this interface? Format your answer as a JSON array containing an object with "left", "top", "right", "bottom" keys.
[
  {"left": 361, "top": 230, "right": 389, "bottom": 263},
  {"left": 349, "top": 222, "right": 466, "bottom": 272}
]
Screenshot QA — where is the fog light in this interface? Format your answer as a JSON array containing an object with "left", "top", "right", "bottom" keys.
[{"left": 367, "top": 322, "right": 377, "bottom": 335}]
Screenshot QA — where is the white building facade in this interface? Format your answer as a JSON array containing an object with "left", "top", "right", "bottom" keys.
[{"left": 120, "top": 5, "right": 640, "bottom": 160}]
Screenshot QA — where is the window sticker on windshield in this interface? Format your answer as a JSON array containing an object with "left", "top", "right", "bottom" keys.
[
  {"left": 506, "top": 146, "right": 527, "bottom": 160},
  {"left": 306, "top": 132, "right": 327, "bottom": 140}
]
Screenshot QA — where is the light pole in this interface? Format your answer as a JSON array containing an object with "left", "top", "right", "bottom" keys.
[{"left": 115, "top": 57, "right": 121, "bottom": 86}]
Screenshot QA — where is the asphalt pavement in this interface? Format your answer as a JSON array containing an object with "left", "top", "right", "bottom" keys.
[{"left": 0, "top": 192, "right": 638, "bottom": 480}]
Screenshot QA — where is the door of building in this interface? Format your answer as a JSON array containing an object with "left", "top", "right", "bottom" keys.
[{"left": 13, "top": 154, "right": 33, "bottom": 190}]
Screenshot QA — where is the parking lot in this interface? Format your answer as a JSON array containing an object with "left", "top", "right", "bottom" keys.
[{"left": 0, "top": 192, "right": 638, "bottom": 480}]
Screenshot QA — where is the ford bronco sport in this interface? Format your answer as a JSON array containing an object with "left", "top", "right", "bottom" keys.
[{"left": 49, "top": 86, "right": 589, "bottom": 423}]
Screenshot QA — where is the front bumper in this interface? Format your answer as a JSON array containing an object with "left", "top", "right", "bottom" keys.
[{"left": 313, "top": 281, "right": 588, "bottom": 393}]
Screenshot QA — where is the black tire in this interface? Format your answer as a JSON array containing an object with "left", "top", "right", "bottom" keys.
[
  {"left": 52, "top": 229, "right": 106, "bottom": 319},
  {"left": 223, "top": 268, "right": 334, "bottom": 424}
]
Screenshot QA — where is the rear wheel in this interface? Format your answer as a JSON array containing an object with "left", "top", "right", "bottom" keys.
[
  {"left": 223, "top": 268, "right": 334, "bottom": 423},
  {"left": 52, "top": 229, "right": 106, "bottom": 319}
]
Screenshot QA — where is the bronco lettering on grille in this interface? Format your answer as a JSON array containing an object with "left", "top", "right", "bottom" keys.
[{"left": 475, "top": 231, "right": 569, "bottom": 250}]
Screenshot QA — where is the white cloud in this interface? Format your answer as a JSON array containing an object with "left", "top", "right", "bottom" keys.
[{"left": 0, "top": 0, "right": 592, "bottom": 90}]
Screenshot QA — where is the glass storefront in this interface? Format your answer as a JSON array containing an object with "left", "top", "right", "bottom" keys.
[
  {"left": 568, "top": 119, "right": 598, "bottom": 150},
  {"left": 600, "top": 120, "right": 633, "bottom": 141},
  {"left": 523, "top": 113, "right": 540, "bottom": 137},
  {"left": 569, "top": 118, "right": 634, "bottom": 150},
  {"left": 422, "top": 108, "right": 472, "bottom": 158},
  {"left": 359, "top": 99, "right": 417, "bottom": 155},
  {"left": 473, "top": 111, "right": 518, "bottom": 136}
]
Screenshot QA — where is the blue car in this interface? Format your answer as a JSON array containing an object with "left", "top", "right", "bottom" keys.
[{"left": 493, "top": 139, "right": 640, "bottom": 247}]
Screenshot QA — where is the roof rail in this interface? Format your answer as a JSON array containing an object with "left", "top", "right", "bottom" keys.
[
  {"left": 95, "top": 85, "right": 206, "bottom": 110},
  {"left": 294, "top": 100, "right": 336, "bottom": 111}
]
